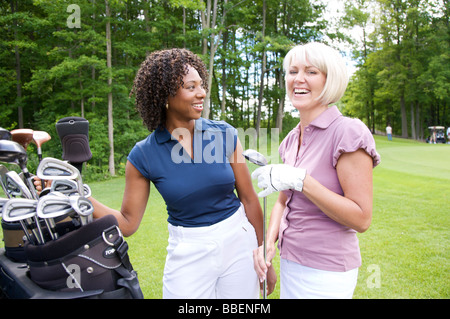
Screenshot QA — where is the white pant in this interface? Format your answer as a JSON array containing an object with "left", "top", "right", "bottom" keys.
[
  {"left": 163, "top": 204, "right": 259, "bottom": 299},
  {"left": 280, "top": 258, "right": 358, "bottom": 299}
]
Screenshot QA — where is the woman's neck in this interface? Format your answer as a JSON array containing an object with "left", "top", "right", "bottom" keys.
[
  {"left": 165, "top": 116, "right": 195, "bottom": 136},
  {"left": 299, "top": 104, "right": 328, "bottom": 134}
]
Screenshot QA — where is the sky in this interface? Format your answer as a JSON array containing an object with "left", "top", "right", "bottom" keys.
[{"left": 319, "top": 0, "right": 361, "bottom": 76}]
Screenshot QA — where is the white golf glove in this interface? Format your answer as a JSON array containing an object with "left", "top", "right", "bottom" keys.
[{"left": 251, "top": 164, "right": 307, "bottom": 197}]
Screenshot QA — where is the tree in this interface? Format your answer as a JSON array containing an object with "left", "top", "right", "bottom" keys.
[
  {"left": 105, "top": 0, "right": 114, "bottom": 176},
  {"left": 341, "top": 0, "right": 448, "bottom": 139},
  {"left": 0, "top": 0, "right": 332, "bottom": 179}
]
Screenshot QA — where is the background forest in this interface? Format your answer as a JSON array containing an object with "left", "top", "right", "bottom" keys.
[{"left": 0, "top": 0, "right": 448, "bottom": 180}]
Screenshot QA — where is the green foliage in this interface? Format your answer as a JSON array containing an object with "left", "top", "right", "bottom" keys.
[
  {"left": 0, "top": 0, "right": 326, "bottom": 181},
  {"left": 341, "top": 0, "right": 449, "bottom": 139},
  {"left": 2, "top": 0, "right": 448, "bottom": 181}
]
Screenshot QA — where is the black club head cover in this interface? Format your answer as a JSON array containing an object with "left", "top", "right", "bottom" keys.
[{"left": 55, "top": 117, "right": 92, "bottom": 172}]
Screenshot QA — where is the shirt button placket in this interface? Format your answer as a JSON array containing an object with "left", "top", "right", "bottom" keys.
[
  {"left": 303, "top": 127, "right": 310, "bottom": 147},
  {"left": 297, "top": 127, "right": 309, "bottom": 163}
]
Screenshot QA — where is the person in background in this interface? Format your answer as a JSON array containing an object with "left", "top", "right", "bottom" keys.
[
  {"left": 386, "top": 124, "right": 392, "bottom": 141},
  {"left": 252, "top": 42, "right": 380, "bottom": 299}
]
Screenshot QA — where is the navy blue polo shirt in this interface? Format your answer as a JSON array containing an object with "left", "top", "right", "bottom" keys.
[{"left": 127, "top": 118, "right": 241, "bottom": 227}]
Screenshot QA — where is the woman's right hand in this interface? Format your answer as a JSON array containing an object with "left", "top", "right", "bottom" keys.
[
  {"left": 32, "top": 176, "right": 52, "bottom": 193},
  {"left": 253, "top": 242, "right": 277, "bottom": 295}
]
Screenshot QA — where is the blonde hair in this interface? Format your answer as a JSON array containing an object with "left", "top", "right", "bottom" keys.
[{"left": 283, "top": 42, "right": 349, "bottom": 105}]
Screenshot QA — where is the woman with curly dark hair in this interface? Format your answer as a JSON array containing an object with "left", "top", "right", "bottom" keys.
[
  {"left": 90, "top": 48, "right": 275, "bottom": 298},
  {"left": 130, "top": 48, "right": 209, "bottom": 132}
]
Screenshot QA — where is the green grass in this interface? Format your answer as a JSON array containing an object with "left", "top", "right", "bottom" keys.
[
  {"left": 94, "top": 135, "right": 449, "bottom": 299},
  {"left": 354, "top": 136, "right": 450, "bottom": 298},
  {"left": 1, "top": 135, "right": 449, "bottom": 299}
]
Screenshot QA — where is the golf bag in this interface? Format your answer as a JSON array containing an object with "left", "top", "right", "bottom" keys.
[
  {"left": 1, "top": 220, "right": 27, "bottom": 262},
  {"left": 24, "top": 214, "right": 143, "bottom": 299},
  {"left": 1, "top": 217, "right": 76, "bottom": 263}
]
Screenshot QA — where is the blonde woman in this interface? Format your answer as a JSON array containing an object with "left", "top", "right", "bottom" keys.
[{"left": 252, "top": 42, "right": 380, "bottom": 299}]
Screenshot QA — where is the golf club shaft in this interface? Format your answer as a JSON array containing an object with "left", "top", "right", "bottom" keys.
[
  {"left": 19, "top": 220, "right": 35, "bottom": 244},
  {"left": 42, "top": 218, "right": 58, "bottom": 240},
  {"left": 26, "top": 217, "right": 44, "bottom": 245},
  {"left": 263, "top": 196, "right": 267, "bottom": 299},
  {"left": 242, "top": 149, "right": 269, "bottom": 299},
  {"left": 37, "top": 149, "right": 45, "bottom": 190}
]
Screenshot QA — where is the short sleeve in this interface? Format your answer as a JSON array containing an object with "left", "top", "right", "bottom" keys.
[
  {"left": 127, "top": 138, "right": 152, "bottom": 180},
  {"left": 332, "top": 118, "right": 381, "bottom": 168},
  {"left": 225, "top": 125, "right": 238, "bottom": 159}
]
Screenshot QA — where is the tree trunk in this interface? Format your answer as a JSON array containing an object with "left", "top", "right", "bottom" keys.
[
  {"left": 220, "top": 28, "right": 228, "bottom": 119},
  {"left": 275, "top": 68, "right": 284, "bottom": 132},
  {"left": 203, "top": 0, "right": 227, "bottom": 120},
  {"left": 256, "top": 0, "right": 266, "bottom": 136},
  {"left": 11, "top": 0, "right": 23, "bottom": 128},
  {"left": 400, "top": 94, "right": 408, "bottom": 138},
  {"left": 105, "top": 0, "right": 115, "bottom": 176}
]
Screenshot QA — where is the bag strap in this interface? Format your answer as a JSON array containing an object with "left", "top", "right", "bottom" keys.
[
  {"left": 102, "top": 225, "right": 144, "bottom": 299},
  {"left": 102, "top": 224, "right": 133, "bottom": 271}
]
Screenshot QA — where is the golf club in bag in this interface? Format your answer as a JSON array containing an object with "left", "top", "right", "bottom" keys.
[
  {"left": 0, "top": 125, "right": 144, "bottom": 299},
  {"left": 0, "top": 127, "right": 11, "bottom": 141},
  {"left": 242, "top": 149, "right": 268, "bottom": 299}
]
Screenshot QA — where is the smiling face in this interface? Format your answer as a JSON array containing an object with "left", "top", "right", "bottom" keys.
[
  {"left": 286, "top": 57, "right": 327, "bottom": 112},
  {"left": 167, "top": 65, "right": 206, "bottom": 124},
  {"left": 283, "top": 43, "right": 349, "bottom": 113}
]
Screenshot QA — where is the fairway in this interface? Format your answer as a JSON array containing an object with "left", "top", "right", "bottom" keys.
[
  {"left": 355, "top": 136, "right": 450, "bottom": 298},
  {"left": 1, "top": 135, "right": 448, "bottom": 299}
]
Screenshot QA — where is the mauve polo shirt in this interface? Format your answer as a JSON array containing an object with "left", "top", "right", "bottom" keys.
[{"left": 278, "top": 105, "right": 380, "bottom": 272}]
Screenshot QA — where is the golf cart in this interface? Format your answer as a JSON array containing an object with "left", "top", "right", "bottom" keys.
[{"left": 426, "top": 126, "right": 446, "bottom": 144}]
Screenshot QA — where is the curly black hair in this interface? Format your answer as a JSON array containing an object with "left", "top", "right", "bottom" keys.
[{"left": 130, "top": 48, "right": 209, "bottom": 132}]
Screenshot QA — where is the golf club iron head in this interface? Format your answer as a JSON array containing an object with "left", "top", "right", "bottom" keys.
[
  {"left": 0, "top": 164, "right": 9, "bottom": 197},
  {"left": 0, "top": 139, "right": 37, "bottom": 199},
  {"left": 50, "top": 179, "right": 91, "bottom": 197},
  {"left": 0, "top": 197, "right": 8, "bottom": 217},
  {"left": 242, "top": 149, "right": 268, "bottom": 166},
  {"left": 36, "top": 157, "right": 83, "bottom": 195},
  {"left": 37, "top": 193, "right": 75, "bottom": 219},
  {"left": 5, "top": 171, "right": 33, "bottom": 199},
  {"left": 2, "top": 198, "right": 37, "bottom": 221},
  {"left": 50, "top": 179, "right": 78, "bottom": 194},
  {"left": 69, "top": 195, "right": 94, "bottom": 225},
  {"left": 2, "top": 198, "right": 44, "bottom": 244},
  {"left": 37, "top": 193, "right": 75, "bottom": 240}
]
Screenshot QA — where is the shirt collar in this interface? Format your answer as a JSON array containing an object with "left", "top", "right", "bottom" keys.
[
  {"left": 292, "top": 105, "right": 342, "bottom": 134},
  {"left": 154, "top": 126, "right": 171, "bottom": 144},
  {"left": 309, "top": 105, "right": 342, "bottom": 129},
  {"left": 154, "top": 118, "right": 210, "bottom": 144}
]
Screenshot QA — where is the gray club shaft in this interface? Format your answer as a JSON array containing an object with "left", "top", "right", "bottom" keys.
[{"left": 242, "top": 149, "right": 268, "bottom": 299}]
